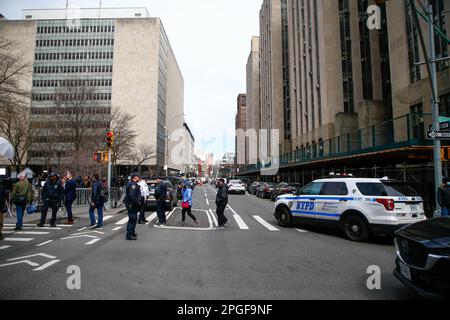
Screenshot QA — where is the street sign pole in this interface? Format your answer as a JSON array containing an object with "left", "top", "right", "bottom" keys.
[{"left": 428, "top": 4, "right": 443, "bottom": 213}]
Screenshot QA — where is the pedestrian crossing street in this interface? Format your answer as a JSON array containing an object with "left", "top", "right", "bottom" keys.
[{"left": 0, "top": 209, "right": 310, "bottom": 252}]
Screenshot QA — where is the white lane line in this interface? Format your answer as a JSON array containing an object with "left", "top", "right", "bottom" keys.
[
  {"left": 295, "top": 228, "right": 309, "bottom": 233},
  {"left": 205, "top": 209, "right": 214, "bottom": 229},
  {"left": 3, "top": 237, "right": 34, "bottom": 242},
  {"left": 253, "top": 216, "right": 279, "bottom": 231},
  {"left": 0, "top": 246, "right": 11, "bottom": 250},
  {"left": 103, "top": 216, "right": 114, "bottom": 221},
  {"left": 112, "top": 227, "right": 122, "bottom": 231},
  {"left": 227, "top": 205, "right": 250, "bottom": 230},
  {"left": 3, "top": 226, "right": 62, "bottom": 230},
  {"left": 77, "top": 227, "right": 88, "bottom": 232},
  {"left": 7, "top": 231, "right": 50, "bottom": 235},
  {"left": 165, "top": 210, "right": 175, "bottom": 220},
  {"left": 33, "top": 260, "right": 61, "bottom": 271},
  {"left": 36, "top": 240, "right": 53, "bottom": 247},
  {"left": 208, "top": 209, "right": 218, "bottom": 227},
  {"left": 86, "top": 239, "right": 101, "bottom": 245},
  {"left": 205, "top": 197, "right": 210, "bottom": 206},
  {"left": 146, "top": 213, "right": 158, "bottom": 225},
  {"left": 115, "top": 217, "right": 129, "bottom": 225}
]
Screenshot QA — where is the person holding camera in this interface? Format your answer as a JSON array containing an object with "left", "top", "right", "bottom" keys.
[
  {"left": 12, "top": 174, "right": 33, "bottom": 231},
  {"left": 37, "top": 173, "right": 63, "bottom": 228}
]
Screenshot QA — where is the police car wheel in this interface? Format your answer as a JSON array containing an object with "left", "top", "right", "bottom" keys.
[
  {"left": 343, "top": 215, "right": 369, "bottom": 242},
  {"left": 276, "top": 206, "right": 292, "bottom": 227}
]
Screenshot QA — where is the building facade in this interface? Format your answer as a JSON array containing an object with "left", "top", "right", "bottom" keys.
[
  {"left": 235, "top": 93, "right": 247, "bottom": 166},
  {"left": 245, "top": 36, "right": 261, "bottom": 165},
  {"left": 0, "top": 8, "right": 187, "bottom": 176},
  {"left": 259, "top": 0, "right": 291, "bottom": 157}
]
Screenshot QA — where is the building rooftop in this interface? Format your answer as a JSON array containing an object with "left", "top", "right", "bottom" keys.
[{"left": 21, "top": 7, "right": 150, "bottom": 20}]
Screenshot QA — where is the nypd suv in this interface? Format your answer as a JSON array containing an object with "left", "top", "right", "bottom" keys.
[{"left": 273, "top": 177, "right": 426, "bottom": 242}]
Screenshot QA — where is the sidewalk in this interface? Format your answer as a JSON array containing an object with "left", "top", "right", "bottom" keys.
[{"left": 3, "top": 204, "right": 127, "bottom": 225}]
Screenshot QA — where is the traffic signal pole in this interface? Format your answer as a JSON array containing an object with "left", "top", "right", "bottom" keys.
[
  {"left": 108, "top": 148, "right": 112, "bottom": 210},
  {"left": 427, "top": 3, "right": 443, "bottom": 213}
]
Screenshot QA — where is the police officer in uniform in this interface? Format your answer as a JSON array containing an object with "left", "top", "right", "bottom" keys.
[
  {"left": 155, "top": 177, "right": 168, "bottom": 226},
  {"left": 124, "top": 173, "right": 141, "bottom": 240}
]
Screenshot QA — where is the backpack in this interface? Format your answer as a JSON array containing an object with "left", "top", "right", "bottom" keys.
[{"left": 100, "top": 184, "right": 109, "bottom": 202}]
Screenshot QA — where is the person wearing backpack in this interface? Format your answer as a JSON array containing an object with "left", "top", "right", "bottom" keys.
[
  {"left": 12, "top": 174, "right": 33, "bottom": 231},
  {"left": 89, "top": 173, "right": 106, "bottom": 230},
  {"left": 0, "top": 181, "right": 8, "bottom": 240}
]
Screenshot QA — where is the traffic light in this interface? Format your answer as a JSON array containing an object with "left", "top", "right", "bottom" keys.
[
  {"left": 106, "top": 131, "right": 114, "bottom": 149},
  {"left": 93, "top": 152, "right": 102, "bottom": 163}
]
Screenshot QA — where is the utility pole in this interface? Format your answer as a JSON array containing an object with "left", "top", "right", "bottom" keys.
[{"left": 428, "top": 3, "right": 443, "bottom": 212}]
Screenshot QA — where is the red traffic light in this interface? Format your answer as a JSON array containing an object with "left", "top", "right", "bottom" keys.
[{"left": 106, "top": 131, "right": 113, "bottom": 138}]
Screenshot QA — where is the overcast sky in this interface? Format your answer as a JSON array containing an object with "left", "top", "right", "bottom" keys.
[{"left": 0, "top": 0, "right": 262, "bottom": 159}]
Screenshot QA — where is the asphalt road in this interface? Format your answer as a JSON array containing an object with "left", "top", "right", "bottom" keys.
[{"left": 0, "top": 184, "right": 419, "bottom": 300}]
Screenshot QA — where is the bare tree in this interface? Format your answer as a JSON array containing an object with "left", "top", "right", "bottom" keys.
[
  {"left": 0, "top": 104, "right": 32, "bottom": 171},
  {"left": 109, "top": 109, "right": 138, "bottom": 166},
  {"left": 0, "top": 27, "right": 32, "bottom": 171},
  {"left": 127, "top": 145, "right": 157, "bottom": 175},
  {"left": 53, "top": 79, "right": 108, "bottom": 173}
]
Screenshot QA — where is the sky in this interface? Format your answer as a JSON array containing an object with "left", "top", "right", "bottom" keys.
[{"left": 0, "top": 0, "right": 262, "bottom": 160}]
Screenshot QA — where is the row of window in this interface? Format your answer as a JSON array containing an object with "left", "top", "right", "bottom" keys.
[
  {"left": 33, "top": 65, "right": 113, "bottom": 74},
  {"left": 31, "top": 107, "right": 112, "bottom": 116},
  {"left": 33, "top": 79, "right": 112, "bottom": 88},
  {"left": 32, "top": 93, "right": 112, "bottom": 102},
  {"left": 37, "top": 25, "right": 115, "bottom": 34},
  {"left": 35, "top": 51, "right": 114, "bottom": 61},
  {"left": 29, "top": 150, "right": 68, "bottom": 158},
  {"left": 31, "top": 121, "right": 110, "bottom": 130},
  {"left": 36, "top": 38, "right": 114, "bottom": 48}
]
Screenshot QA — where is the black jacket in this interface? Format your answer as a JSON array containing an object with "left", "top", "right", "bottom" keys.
[
  {"left": 42, "top": 180, "right": 64, "bottom": 205},
  {"left": 155, "top": 181, "right": 167, "bottom": 201},
  {"left": 0, "top": 185, "right": 7, "bottom": 213},
  {"left": 124, "top": 182, "right": 141, "bottom": 207},
  {"left": 216, "top": 186, "right": 228, "bottom": 207},
  {"left": 438, "top": 185, "right": 450, "bottom": 208},
  {"left": 91, "top": 180, "right": 105, "bottom": 203}
]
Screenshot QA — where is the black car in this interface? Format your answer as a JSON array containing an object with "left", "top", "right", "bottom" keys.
[
  {"left": 270, "top": 182, "right": 302, "bottom": 201},
  {"left": 145, "top": 180, "right": 178, "bottom": 211},
  {"left": 256, "top": 182, "right": 277, "bottom": 199},
  {"left": 248, "top": 181, "right": 260, "bottom": 195},
  {"left": 394, "top": 217, "right": 450, "bottom": 300}
]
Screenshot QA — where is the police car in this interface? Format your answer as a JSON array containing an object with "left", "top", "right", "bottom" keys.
[{"left": 273, "top": 176, "right": 426, "bottom": 242}]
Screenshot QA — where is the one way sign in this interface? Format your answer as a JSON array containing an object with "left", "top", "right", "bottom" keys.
[{"left": 428, "top": 131, "right": 450, "bottom": 140}]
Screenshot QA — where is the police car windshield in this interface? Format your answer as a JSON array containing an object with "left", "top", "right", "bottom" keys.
[{"left": 356, "top": 182, "right": 419, "bottom": 197}]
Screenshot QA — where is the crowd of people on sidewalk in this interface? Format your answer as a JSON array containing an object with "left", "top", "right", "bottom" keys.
[{"left": 0, "top": 173, "right": 230, "bottom": 241}]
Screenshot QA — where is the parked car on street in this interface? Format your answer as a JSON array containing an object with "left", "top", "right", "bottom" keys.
[
  {"left": 248, "top": 181, "right": 260, "bottom": 195},
  {"left": 274, "top": 177, "right": 426, "bottom": 242},
  {"left": 256, "top": 182, "right": 277, "bottom": 199},
  {"left": 228, "top": 180, "right": 246, "bottom": 195},
  {"left": 394, "top": 217, "right": 450, "bottom": 300},
  {"left": 271, "top": 182, "right": 303, "bottom": 201},
  {"left": 145, "top": 179, "right": 178, "bottom": 210}
]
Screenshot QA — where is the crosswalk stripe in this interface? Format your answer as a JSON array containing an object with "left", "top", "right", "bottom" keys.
[
  {"left": 295, "top": 228, "right": 309, "bottom": 233},
  {"left": 227, "top": 205, "right": 249, "bottom": 230},
  {"left": 36, "top": 240, "right": 53, "bottom": 247},
  {"left": 86, "top": 239, "right": 101, "bottom": 245},
  {"left": 0, "top": 246, "right": 11, "bottom": 250},
  {"left": 4, "top": 231, "right": 49, "bottom": 235},
  {"left": 232, "top": 214, "right": 250, "bottom": 230},
  {"left": 103, "top": 216, "right": 114, "bottom": 221},
  {"left": 4, "top": 224, "right": 72, "bottom": 228},
  {"left": 3, "top": 226, "right": 62, "bottom": 230},
  {"left": 115, "top": 217, "right": 129, "bottom": 225},
  {"left": 208, "top": 209, "right": 218, "bottom": 227},
  {"left": 253, "top": 216, "right": 279, "bottom": 231},
  {"left": 4, "top": 238, "right": 34, "bottom": 242},
  {"left": 112, "top": 227, "right": 122, "bottom": 231},
  {"left": 146, "top": 213, "right": 158, "bottom": 225}
]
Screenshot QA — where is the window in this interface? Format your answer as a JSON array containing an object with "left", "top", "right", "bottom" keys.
[
  {"left": 299, "top": 182, "right": 324, "bottom": 195},
  {"left": 320, "top": 182, "right": 348, "bottom": 196}
]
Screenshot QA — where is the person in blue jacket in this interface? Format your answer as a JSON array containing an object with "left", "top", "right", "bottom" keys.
[
  {"left": 181, "top": 183, "right": 197, "bottom": 225},
  {"left": 64, "top": 171, "right": 77, "bottom": 225}
]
